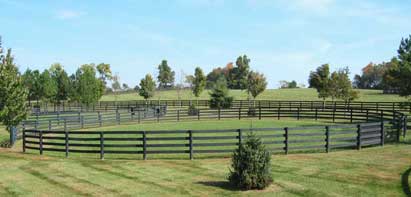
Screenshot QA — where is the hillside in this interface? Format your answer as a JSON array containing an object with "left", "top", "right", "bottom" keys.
[{"left": 100, "top": 88, "right": 409, "bottom": 102}]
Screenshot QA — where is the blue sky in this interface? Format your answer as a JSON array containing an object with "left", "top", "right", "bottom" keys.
[{"left": 1, "top": 0, "right": 411, "bottom": 88}]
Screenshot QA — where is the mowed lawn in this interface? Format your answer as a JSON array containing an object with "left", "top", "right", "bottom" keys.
[
  {"left": 0, "top": 141, "right": 410, "bottom": 196},
  {"left": 100, "top": 88, "right": 409, "bottom": 102}
]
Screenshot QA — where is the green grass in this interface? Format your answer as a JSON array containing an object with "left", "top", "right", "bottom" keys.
[
  {"left": 83, "top": 119, "right": 333, "bottom": 131},
  {"left": 1, "top": 141, "right": 410, "bottom": 196},
  {"left": 100, "top": 88, "right": 409, "bottom": 102}
]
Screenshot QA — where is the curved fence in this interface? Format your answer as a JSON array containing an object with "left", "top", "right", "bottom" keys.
[
  {"left": 23, "top": 121, "right": 393, "bottom": 160},
  {"left": 22, "top": 106, "right": 407, "bottom": 135},
  {"left": 28, "top": 100, "right": 411, "bottom": 114}
]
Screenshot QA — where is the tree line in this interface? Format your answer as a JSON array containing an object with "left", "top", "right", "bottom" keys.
[{"left": 137, "top": 55, "right": 268, "bottom": 109}]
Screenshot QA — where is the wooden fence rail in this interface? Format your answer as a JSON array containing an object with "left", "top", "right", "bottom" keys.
[{"left": 22, "top": 121, "right": 390, "bottom": 160}]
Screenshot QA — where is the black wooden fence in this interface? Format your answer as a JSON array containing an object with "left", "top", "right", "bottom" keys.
[
  {"left": 28, "top": 100, "right": 411, "bottom": 114},
  {"left": 21, "top": 107, "right": 407, "bottom": 138},
  {"left": 22, "top": 121, "right": 391, "bottom": 160}
]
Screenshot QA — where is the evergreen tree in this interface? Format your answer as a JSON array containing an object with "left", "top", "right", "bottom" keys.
[
  {"left": 229, "top": 133, "right": 272, "bottom": 190},
  {"left": 209, "top": 77, "right": 233, "bottom": 108},
  {"left": 139, "top": 74, "right": 156, "bottom": 100},
  {"left": 157, "top": 60, "right": 175, "bottom": 89},
  {"left": 0, "top": 38, "right": 28, "bottom": 131},
  {"left": 386, "top": 35, "right": 411, "bottom": 97}
]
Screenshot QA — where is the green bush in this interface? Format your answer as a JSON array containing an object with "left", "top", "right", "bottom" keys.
[
  {"left": 187, "top": 104, "right": 199, "bottom": 116},
  {"left": 209, "top": 77, "right": 233, "bottom": 109},
  {"left": 228, "top": 133, "right": 272, "bottom": 190}
]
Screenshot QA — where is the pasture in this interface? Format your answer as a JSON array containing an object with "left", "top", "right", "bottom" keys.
[
  {"left": 100, "top": 88, "right": 409, "bottom": 102},
  {"left": 1, "top": 138, "right": 410, "bottom": 196}
]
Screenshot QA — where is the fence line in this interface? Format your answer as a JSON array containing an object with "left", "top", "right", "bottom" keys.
[
  {"left": 28, "top": 100, "right": 411, "bottom": 114},
  {"left": 22, "top": 121, "right": 391, "bottom": 160}
]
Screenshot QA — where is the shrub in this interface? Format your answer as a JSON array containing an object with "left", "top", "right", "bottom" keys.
[
  {"left": 228, "top": 133, "right": 272, "bottom": 190},
  {"left": 188, "top": 104, "right": 199, "bottom": 116}
]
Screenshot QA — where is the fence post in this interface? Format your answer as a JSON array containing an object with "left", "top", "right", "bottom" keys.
[
  {"left": 278, "top": 107, "right": 281, "bottom": 120},
  {"left": 143, "top": 131, "right": 147, "bottom": 160},
  {"left": 297, "top": 107, "right": 300, "bottom": 120},
  {"left": 284, "top": 127, "right": 289, "bottom": 155},
  {"left": 238, "top": 108, "right": 241, "bottom": 120},
  {"left": 177, "top": 110, "right": 180, "bottom": 122},
  {"left": 65, "top": 129, "right": 69, "bottom": 158},
  {"left": 218, "top": 108, "right": 221, "bottom": 120},
  {"left": 380, "top": 110, "right": 384, "bottom": 122},
  {"left": 22, "top": 129, "right": 26, "bottom": 153},
  {"left": 197, "top": 109, "right": 200, "bottom": 120},
  {"left": 39, "top": 130, "right": 43, "bottom": 155},
  {"left": 325, "top": 126, "right": 330, "bottom": 153},
  {"left": 403, "top": 115, "right": 407, "bottom": 138},
  {"left": 189, "top": 130, "right": 193, "bottom": 160},
  {"left": 315, "top": 108, "right": 318, "bottom": 121},
  {"left": 380, "top": 121, "right": 385, "bottom": 146},
  {"left": 238, "top": 129, "right": 242, "bottom": 146},
  {"left": 157, "top": 109, "right": 160, "bottom": 122},
  {"left": 98, "top": 112, "right": 102, "bottom": 127},
  {"left": 356, "top": 124, "right": 361, "bottom": 150},
  {"left": 259, "top": 107, "right": 262, "bottom": 120},
  {"left": 116, "top": 110, "right": 120, "bottom": 125},
  {"left": 80, "top": 116, "right": 84, "bottom": 129},
  {"left": 64, "top": 119, "right": 67, "bottom": 134},
  {"left": 332, "top": 107, "right": 336, "bottom": 122},
  {"left": 100, "top": 132, "right": 104, "bottom": 160},
  {"left": 366, "top": 109, "right": 369, "bottom": 122},
  {"left": 48, "top": 120, "right": 52, "bottom": 131},
  {"left": 350, "top": 108, "right": 353, "bottom": 123},
  {"left": 138, "top": 110, "right": 141, "bottom": 124}
]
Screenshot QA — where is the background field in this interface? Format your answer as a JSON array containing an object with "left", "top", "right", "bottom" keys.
[{"left": 101, "top": 88, "right": 409, "bottom": 102}]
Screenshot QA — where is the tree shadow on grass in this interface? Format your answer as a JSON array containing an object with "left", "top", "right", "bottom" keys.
[
  {"left": 196, "top": 181, "right": 239, "bottom": 191},
  {"left": 402, "top": 167, "right": 411, "bottom": 197}
]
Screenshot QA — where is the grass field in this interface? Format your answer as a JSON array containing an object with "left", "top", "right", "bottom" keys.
[
  {"left": 0, "top": 124, "right": 8, "bottom": 144},
  {"left": 100, "top": 88, "right": 409, "bottom": 102},
  {"left": 2, "top": 120, "right": 411, "bottom": 196},
  {"left": 1, "top": 141, "right": 410, "bottom": 196}
]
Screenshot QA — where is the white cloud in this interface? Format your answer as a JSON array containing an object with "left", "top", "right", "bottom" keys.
[{"left": 56, "top": 10, "right": 85, "bottom": 20}]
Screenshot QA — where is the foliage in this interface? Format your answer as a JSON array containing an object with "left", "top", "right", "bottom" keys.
[
  {"left": 228, "top": 133, "right": 272, "bottom": 190},
  {"left": 279, "top": 80, "right": 298, "bottom": 88},
  {"left": 39, "top": 69, "right": 57, "bottom": 102},
  {"left": 96, "top": 63, "right": 112, "bottom": 85},
  {"left": 192, "top": 67, "right": 206, "bottom": 98},
  {"left": 187, "top": 104, "right": 199, "bottom": 116},
  {"left": 385, "top": 35, "right": 411, "bottom": 97},
  {"left": 353, "top": 62, "right": 391, "bottom": 89},
  {"left": 330, "top": 68, "right": 358, "bottom": 102},
  {"left": 0, "top": 38, "right": 28, "bottom": 131},
  {"left": 209, "top": 77, "right": 233, "bottom": 108},
  {"left": 22, "top": 69, "right": 41, "bottom": 102},
  {"left": 157, "top": 60, "right": 175, "bottom": 89},
  {"left": 230, "top": 55, "right": 250, "bottom": 90},
  {"left": 206, "top": 63, "right": 233, "bottom": 89},
  {"left": 139, "top": 74, "right": 156, "bottom": 100},
  {"left": 72, "top": 64, "right": 104, "bottom": 105},
  {"left": 247, "top": 71, "right": 267, "bottom": 99},
  {"left": 122, "top": 83, "right": 129, "bottom": 90},
  {"left": 133, "top": 85, "right": 140, "bottom": 92},
  {"left": 309, "top": 64, "right": 331, "bottom": 100},
  {"left": 49, "top": 63, "right": 70, "bottom": 103}
]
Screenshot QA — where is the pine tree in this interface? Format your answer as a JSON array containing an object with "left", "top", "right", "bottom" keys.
[
  {"left": 229, "top": 133, "right": 272, "bottom": 190},
  {"left": 0, "top": 38, "right": 28, "bottom": 131},
  {"left": 209, "top": 77, "right": 233, "bottom": 108}
]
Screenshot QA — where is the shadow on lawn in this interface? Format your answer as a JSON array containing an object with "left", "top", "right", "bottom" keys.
[
  {"left": 402, "top": 167, "right": 411, "bottom": 197},
  {"left": 196, "top": 181, "right": 238, "bottom": 191}
]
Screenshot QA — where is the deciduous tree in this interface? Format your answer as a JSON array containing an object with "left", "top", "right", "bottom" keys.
[
  {"left": 139, "top": 74, "right": 156, "bottom": 100},
  {"left": 0, "top": 38, "right": 28, "bottom": 131},
  {"left": 157, "top": 60, "right": 175, "bottom": 89}
]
